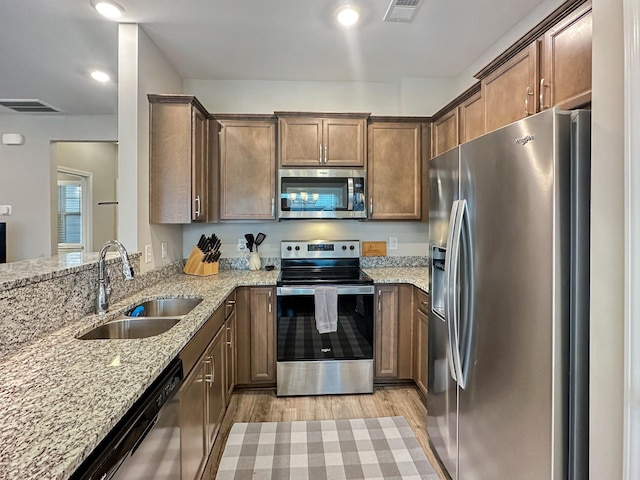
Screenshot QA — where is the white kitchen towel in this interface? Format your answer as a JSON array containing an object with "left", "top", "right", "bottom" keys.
[{"left": 314, "top": 286, "right": 338, "bottom": 334}]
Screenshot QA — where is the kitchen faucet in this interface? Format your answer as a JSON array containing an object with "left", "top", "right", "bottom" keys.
[{"left": 96, "top": 240, "right": 134, "bottom": 314}]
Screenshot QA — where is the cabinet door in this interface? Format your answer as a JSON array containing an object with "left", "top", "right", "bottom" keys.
[
  {"left": 368, "top": 123, "right": 421, "bottom": 220},
  {"left": 482, "top": 42, "right": 539, "bottom": 134},
  {"left": 206, "top": 327, "right": 226, "bottom": 449},
  {"left": 250, "top": 287, "right": 275, "bottom": 382},
  {"left": 540, "top": 5, "right": 592, "bottom": 110},
  {"left": 225, "top": 310, "right": 236, "bottom": 401},
  {"left": 180, "top": 363, "right": 206, "bottom": 480},
  {"left": 192, "top": 107, "right": 208, "bottom": 221},
  {"left": 219, "top": 120, "right": 276, "bottom": 220},
  {"left": 375, "top": 285, "right": 399, "bottom": 378},
  {"left": 324, "top": 118, "right": 366, "bottom": 167},
  {"left": 413, "top": 288, "right": 430, "bottom": 398},
  {"left": 279, "top": 118, "right": 323, "bottom": 166},
  {"left": 415, "top": 309, "right": 429, "bottom": 397},
  {"left": 459, "top": 90, "right": 485, "bottom": 143},
  {"left": 432, "top": 109, "right": 459, "bottom": 157}
]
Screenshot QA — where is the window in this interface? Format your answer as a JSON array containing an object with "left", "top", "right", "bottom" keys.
[{"left": 57, "top": 179, "right": 83, "bottom": 249}]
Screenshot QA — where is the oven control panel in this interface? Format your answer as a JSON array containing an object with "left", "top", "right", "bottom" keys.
[{"left": 281, "top": 240, "right": 360, "bottom": 259}]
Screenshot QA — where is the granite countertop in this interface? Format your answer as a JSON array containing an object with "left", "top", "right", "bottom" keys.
[{"left": 0, "top": 267, "right": 428, "bottom": 480}]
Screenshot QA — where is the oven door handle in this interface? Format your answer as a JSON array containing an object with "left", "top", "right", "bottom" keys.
[{"left": 277, "top": 285, "right": 375, "bottom": 296}]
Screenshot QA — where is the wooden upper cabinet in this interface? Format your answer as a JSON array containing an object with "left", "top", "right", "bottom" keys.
[
  {"left": 149, "top": 95, "right": 211, "bottom": 223},
  {"left": 432, "top": 108, "right": 459, "bottom": 157},
  {"left": 459, "top": 90, "right": 485, "bottom": 143},
  {"left": 540, "top": 3, "right": 592, "bottom": 110},
  {"left": 218, "top": 118, "right": 276, "bottom": 220},
  {"left": 482, "top": 42, "right": 539, "bottom": 134},
  {"left": 368, "top": 121, "right": 423, "bottom": 220},
  {"left": 277, "top": 113, "right": 368, "bottom": 167}
]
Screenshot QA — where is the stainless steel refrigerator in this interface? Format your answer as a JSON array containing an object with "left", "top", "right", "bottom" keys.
[{"left": 427, "top": 108, "right": 590, "bottom": 480}]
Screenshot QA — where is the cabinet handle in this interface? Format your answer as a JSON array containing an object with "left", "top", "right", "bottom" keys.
[
  {"left": 377, "top": 289, "right": 381, "bottom": 311},
  {"left": 525, "top": 87, "right": 534, "bottom": 116},
  {"left": 194, "top": 195, "right": 201, "bottom": 217},
  {"left": 539, "top": 78, "right": 547, "bottom": 110},
  {"left": 268, "top": 290, "right": 272, "bottom": 313},
  {"left": 226, "top": 326, "right": 232, "bottom": 347},
  {"left": 369, "top": 198, "right": 373, "bottom": 215},
  {"left": 271, "top": 197, "right": 275, "bottom": 218},
  {"left": 319, "top": 144, "right": 323, "bottom": 164},
  {"left": 421, "top": 301, "right": 428, "bottom": 306},
  {"left": 323, "top": 144, "right": 327, "bottom": 164},
  {"left": 205, "top": 355, "right": 215, "bottom": 385}
]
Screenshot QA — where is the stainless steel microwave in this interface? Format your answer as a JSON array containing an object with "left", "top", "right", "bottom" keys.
[{"left": 278, "top": 169, "right": 367, "bottom": 219}]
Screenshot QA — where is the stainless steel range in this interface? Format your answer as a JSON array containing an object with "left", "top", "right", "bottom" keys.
[{"left": 276, "top": 240, "right": 374, "bottom": 396}]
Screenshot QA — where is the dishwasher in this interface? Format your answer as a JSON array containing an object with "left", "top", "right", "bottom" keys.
[{"left": 70, "top": 358, "right": 183, "bottom": 480}]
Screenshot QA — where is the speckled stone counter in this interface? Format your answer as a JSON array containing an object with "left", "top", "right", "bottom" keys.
[
  {"left": 363, "top": 267, "right": 429, "bottom": 293},
  {"left": 0, "top": 267, "right": 428, "bottom": 480}
]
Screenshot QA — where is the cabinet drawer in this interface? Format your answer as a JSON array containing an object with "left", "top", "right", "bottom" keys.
[
  {"left": 180, "top": 305, "right": 225, "bottom": 376},
  {"left": 415, "top": 289, "right": 429, "bottom": 315}
]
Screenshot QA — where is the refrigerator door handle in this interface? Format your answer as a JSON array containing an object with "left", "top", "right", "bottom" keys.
[
  {"left": 454, "top": 199, "right": 474, "bottom": 390},
  {"left": 449, "top": 199, "right": 466, "bottom": 388},
  {"left": 445, "top": 200, "right": 461, "bottom": 382}
]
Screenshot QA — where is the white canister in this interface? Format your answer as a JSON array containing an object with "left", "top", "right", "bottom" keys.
[{"left": 245, "top": 252, "right": 261, "bottom": 271}]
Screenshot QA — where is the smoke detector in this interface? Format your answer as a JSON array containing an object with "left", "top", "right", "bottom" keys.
[
  {"left": 0, "top": 99, "right": 63, "bottom": 114},
  {"left": 383, "top": 0, "right": 422, "bottom": 23}
]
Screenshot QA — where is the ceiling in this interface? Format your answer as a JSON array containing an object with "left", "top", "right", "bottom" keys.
[{"left": 0, "top": 0, "right": 559, "bottom": 115}]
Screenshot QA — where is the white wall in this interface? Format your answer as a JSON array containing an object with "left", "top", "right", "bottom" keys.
[
  {"left": 183, "top": 221, "right": 428, "bottom": 260},
  {"left": 591, "top": 0, "right": 625, "bottom": 477},
  {"left": 118, "top": 24, "right": 184, "bottom": 272},
  {"left": 53, "top": 141, "right": 117, "bottom": 251},
  {"left": 184, "top": 79, "right": 402, "bottom": 115},
  {"left": 0, "top": 115, "right": 116, "bottom": 261}
]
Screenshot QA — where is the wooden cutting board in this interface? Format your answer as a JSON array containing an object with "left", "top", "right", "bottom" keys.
[{"left": 362, "top": 241, "right": 387, "bottom": 257}]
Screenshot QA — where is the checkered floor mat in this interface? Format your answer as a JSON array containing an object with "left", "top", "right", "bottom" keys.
[{"left": 216, "top": 416, "right": 439, "bottom": 480}]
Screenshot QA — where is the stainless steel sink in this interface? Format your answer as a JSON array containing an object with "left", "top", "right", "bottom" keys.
[
  {"left": 79, "top": 317, "right": 183, "bottom": 340},
  {"left": 79, "top": 297, "right": 203, "bottom": 340},
  {"left": 125, "top": 298, "right": 202, "bottom": 317}
]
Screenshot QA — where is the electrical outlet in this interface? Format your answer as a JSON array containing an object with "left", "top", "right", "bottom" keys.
[
  {"left": 0, "top": 205, "right": 12, "bottom": 216},
  {"left": 389, "top": 236, "right": 398, "bottom": 250},
  {"left": 161, "top": 242, "right": 168, "bottom": 259},
  {"left": 145, "top": 244, "right": 152, "bottom": 263},
  {"left": 237, "top": 238, "right": 247, "bottom": 252}
]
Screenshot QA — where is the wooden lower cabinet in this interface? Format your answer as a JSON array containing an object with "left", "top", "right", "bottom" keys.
[
  {"left": 180, "top": 327, "right": 226, "bottom": 480},
  {"left": 374, "top": 285, "right": 413, "bottom": 380},
  {"left": 180, "top": 361, "right": 207, "bottom": 480},
  {"left": 235, "top": 287, "right": 276, "bottom": 386},
  {"left": 413, "top": 288, "right": 430, "bottom": 398}
]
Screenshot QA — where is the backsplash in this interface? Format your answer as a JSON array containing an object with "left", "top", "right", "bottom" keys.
[
  {"left": 0, "top": 253, "right": 182, "bottom": 360},
  {"left": 219, "top": 255, "right": 428, "bottom": 270}
]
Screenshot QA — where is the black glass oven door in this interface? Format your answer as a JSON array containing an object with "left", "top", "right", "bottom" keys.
[{"left": 276, "top": 286, "right": 374, "bottom": 362}]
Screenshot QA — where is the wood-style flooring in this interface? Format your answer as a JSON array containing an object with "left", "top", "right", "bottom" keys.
[{"left": 203, "top": 385, "right": 448, "bottom": 479}]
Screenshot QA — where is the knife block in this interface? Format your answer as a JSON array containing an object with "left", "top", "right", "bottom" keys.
[{"left": 183, "top": 247, "right": 219, "bottom": 276}]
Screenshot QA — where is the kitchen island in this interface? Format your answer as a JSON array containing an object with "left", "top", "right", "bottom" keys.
[{"left": 0, "top": 267, "right": 428, "bottom": 480}]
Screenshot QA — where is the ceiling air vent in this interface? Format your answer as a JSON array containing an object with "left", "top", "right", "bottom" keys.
[
  {"left": 0, "top": 99, "right": 63, "bottom": 114},
  {"left": 383, "top": 0, "right": 422, "bottom": 22}
]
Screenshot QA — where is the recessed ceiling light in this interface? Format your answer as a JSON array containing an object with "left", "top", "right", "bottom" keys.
[
  {"left": 90, "top": 70, "right": 111, "bottom": 83},
  {"left": 336, "top": 5, "right": 360, "bottom": 27},
  {"left": 91, "top": 0, "right": 125, "bottom": 20}
]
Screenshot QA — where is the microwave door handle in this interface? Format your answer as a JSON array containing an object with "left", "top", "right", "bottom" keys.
[{"left": 348, "top": 177, "right": 354, "bottom": 210}]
